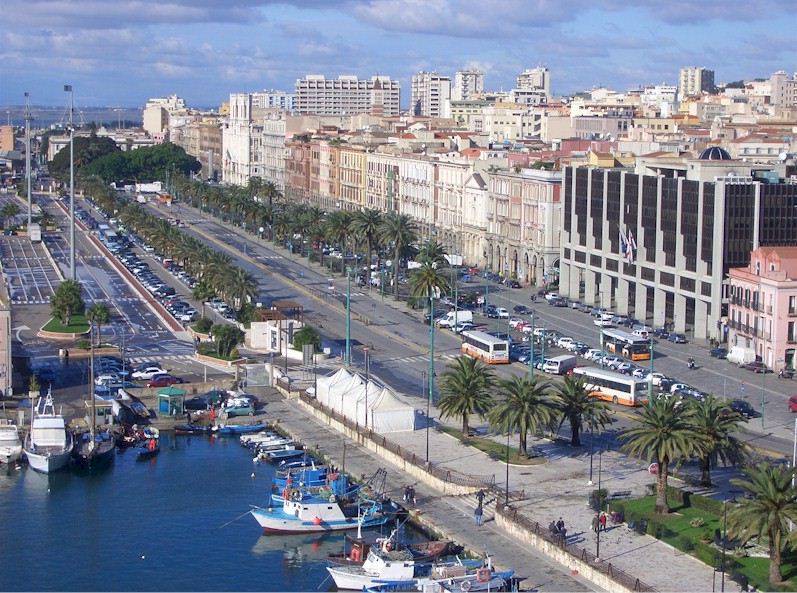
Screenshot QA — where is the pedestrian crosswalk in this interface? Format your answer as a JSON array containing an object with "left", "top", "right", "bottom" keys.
[
  {"left": 127, "top": 354, "right": 195, "bottom": 365},
  {"left": 373, "top": 352, "right": 460, "bottom": 365}
]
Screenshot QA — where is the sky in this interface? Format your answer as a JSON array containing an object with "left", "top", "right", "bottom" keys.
[{"left": 2, "top": 0, "right": 796, "bottom": 108}]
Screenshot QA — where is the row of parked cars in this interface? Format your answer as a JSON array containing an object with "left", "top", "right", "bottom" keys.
[{"left": 93, "top": 356, "right": 185, "bottom": 393}]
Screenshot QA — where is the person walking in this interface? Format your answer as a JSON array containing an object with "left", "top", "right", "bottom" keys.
[
  {"left": 476, "top": 489, "right": 485, "bottom": 506},
  {"left": 474, "top": 503, "right": 483, "bottom": 527},
  {"left": 591, "top": 515, "right": 600, "bottom": 533},
  {"left": 599, "top": 511, "right": 607, "bottom": 532},
  {"left": 556, "top": 517, "right": 565, "bottom": 533}
]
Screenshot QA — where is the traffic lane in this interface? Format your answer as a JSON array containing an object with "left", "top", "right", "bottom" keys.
[{"left": 0, "top": 236, "right": 60, "bottom": 304}]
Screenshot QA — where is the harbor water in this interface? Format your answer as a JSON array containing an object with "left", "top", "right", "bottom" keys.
[{"left": 0, "top": 433, "right": 414, "bottom": 591}]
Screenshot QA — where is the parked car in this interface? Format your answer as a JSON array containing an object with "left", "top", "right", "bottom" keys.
[
  {"left": 495, "top": 307, "right": 509, "bottom": 319},
  {"left": 147, "top": 374, "right": 185, "bottom": 388},
  {"left": 669, "top": 382, "right": 690, "bottom": 394},
  {"left": 742, "top": 361, "right": 771, "bottom": 374},
  {"left": 668, "top": 333, "right": 687, "bottom": 344},
  {"left": 556, "top": 337, "right": 575, "bottom": 349},
  {"left": 509, "top": 318, "right": 526, "bottom": 329},
  {"left": 730, "top": 399, "right": 756, "bottom": 418},
  {"left": 453, "top": 321, "right": 475, "bottom": 333},
  {"left": 512, "top": 305, "right": 530, "bottom": 314},
  {"left": 593, "top": 318, "right": 613, "bottom": 327},
  {"left": 131, "top": 365, "right": 167, "bottom": 380},
  {"left": 789, "top": 395, "right": 797, "bottom": 413},
  {"left": 709, "top": 347, "right": 728, "bottom": 359}
]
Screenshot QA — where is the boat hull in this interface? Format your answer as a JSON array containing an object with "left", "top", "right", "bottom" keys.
[
  {"left": 251, "top": 508, "right": 390, "bottom": 535},
  {"left": 1, "top": 445, "right": 23, "bottom": 465},
  {"left": 74, "top": 437, "right": 116, "bottom": 469},
  {"left": 25, "top": 447, "right": 73, "bottom": 473}
]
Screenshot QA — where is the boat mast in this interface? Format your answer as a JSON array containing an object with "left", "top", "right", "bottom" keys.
[{"left": 90, "top": 322, "right": 96, "bottom": 444}]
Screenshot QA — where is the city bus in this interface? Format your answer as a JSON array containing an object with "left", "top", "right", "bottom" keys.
[
  {"left": 460, "top": 330, "right": 510, "bottom": 364},
  {"left": 572, "top": 367, "right": 649, "bottom": 406},
  {"left": 601, "top": 328, "right": 651, "bottom": 362}
]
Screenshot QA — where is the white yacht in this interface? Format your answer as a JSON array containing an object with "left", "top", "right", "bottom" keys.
[
  {"left": 24, "top": 392, "right": 74, "bottom": 473},
  {"left": 0, "top": 420, "right": 23, "bottom": 465}
]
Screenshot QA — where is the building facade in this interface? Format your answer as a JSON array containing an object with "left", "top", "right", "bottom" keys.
[
  {"left": 294, "top": 75, "right": 400, "bottom": 116},
  {"left": 679, "top": 67, "right": 715, "bottom": 100},
  {"left": 250, "top": 90, "right": 295, "bottom": 112},
  {"left": 410, "top": 72, "right": 451, "bottom": 118},
  {"left": 728, "top": 246, "right": 797, "bottom": 370},
  {"left": 516, "top": 67, "right": 551, "bottom": 97},
  {"left": 452, "top": 69, "right": 484, "bottom": 101}
]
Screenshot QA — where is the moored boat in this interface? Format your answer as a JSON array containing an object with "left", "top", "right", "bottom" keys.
[
  {"left": 136, "top": 436, "right": 160, "bottom": 461},
  {"left": 24, "top": 391, "right": 74, "bottom": 474},
  {"left": 74, "top": 430, "right": 116, "bottom": 469},
  {"left": 0, "top": 420, "right": 23, "bottom": 465},
  {"left": 212, "top": 422, "right": 265, "bottom": 436},
  {"left": 174, "top": 423, "right": 210, "bottom": 435}
]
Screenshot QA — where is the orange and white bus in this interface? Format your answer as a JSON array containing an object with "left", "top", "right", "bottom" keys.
[
  {"left": 572, "top": 367, "right": 649, "bottom": 406},
  {"left": 602, "top": 328, "right": 651, "bottom": 362},
  {"left": 461, "top": 330, "right": 510, "bottom": 364}
]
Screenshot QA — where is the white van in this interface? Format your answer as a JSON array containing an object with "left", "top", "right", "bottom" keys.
[
  {"left": 633, "top": 328, "right": 650, "bottom": 339},
  {"left": 437, "top": 310, "right": 473, "bottom": 328},
  {"left": 727, "top": 346, "right": 756, "bottom": 366},
  {"left": 542, "top": 355, "right": 578, "bottom": 375}
]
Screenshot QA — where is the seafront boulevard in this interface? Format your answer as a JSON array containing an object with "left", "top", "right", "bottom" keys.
[{"left": 265, "top": 384, "right": 718, "bottom": 592}]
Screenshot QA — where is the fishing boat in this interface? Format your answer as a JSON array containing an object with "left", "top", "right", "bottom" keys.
[
  {"left": 266, "top": 447, "right": 305, "bottom": 462},
  {"left": 174, "top": 423, "right": 210, "bottom": 435},
  {"left": 240, "top": 431, "right": 284, "bottom": 447},
  {"left": 362, "top": 568, "right": 516, "bottom": 593},
  {"left": 24, "top": 390, "right": 74, "bottom": 474},
  {"left": 251, "top": 470, "right": 397, "bottom": 534},
  {"left": 273, "top": 462, "right": 328, "bottom": 490},
  {"left": 329, "top": 534, "right": 459, "bottom": 566},
  {"left": 136, "top": 436, "right": 160, "bottom": 461},
  {"left": 0, "top": 420, "right": 23, "bottom": 465},
  {"left": 212, "top": 422, "right": 265, "bottom": 436}
]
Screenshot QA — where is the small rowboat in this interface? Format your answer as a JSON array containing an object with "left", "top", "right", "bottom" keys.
[{"left": 136, "top": 438, "right": 160, "bottom": 461}]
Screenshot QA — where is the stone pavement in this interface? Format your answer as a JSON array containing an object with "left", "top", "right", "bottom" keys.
[{"left": 265, "top": 396, "right": 596, "bottom": 592}]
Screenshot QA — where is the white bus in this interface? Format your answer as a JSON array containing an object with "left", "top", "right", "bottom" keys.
[
  {"left": 461, "top": 330, "right": 510, "bottom": 364},
  {"left": 572, "top": 367, "right": 649, "bottom": 407}
]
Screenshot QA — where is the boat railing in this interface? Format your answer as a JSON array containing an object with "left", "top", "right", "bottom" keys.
[
  {"left": 496, "top": 504, "right": 657, "bottom": 592},
  {"left": 298, "top": 391, "right": 495, "bottom": 491}
]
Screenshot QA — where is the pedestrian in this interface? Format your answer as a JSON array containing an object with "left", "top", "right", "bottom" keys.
[
  {"left": 409, "top": 485, "right": 416, "bottom": 506},
  {"left": 476, "top": 489, "right": 485, "bottom": 505},
  {"left": 474, "top": 504, "right": 483, "bottom": 527},
  {"left": 591, "top": 515, "right": 600, "bottom": 533},
  {"left": 402, "top": 485, "right": 409, "bottom": 503},
  {"left": 556, "top": 517, "right": 565, "bottom": 533},
  {"left": 599, "top": 511, "right": 607, "bottom": 532}
]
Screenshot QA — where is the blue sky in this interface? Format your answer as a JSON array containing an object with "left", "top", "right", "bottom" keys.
[{"left": 3, "top": 0, "right": 796, "bottom": 108}]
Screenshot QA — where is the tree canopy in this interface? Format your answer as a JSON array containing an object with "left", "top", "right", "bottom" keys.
[
  {"left": 82, "top": 142, "right": 200, "bottom": 183},
  {"left": 49, "top": 133, "right": 119, "bottom": 182}
]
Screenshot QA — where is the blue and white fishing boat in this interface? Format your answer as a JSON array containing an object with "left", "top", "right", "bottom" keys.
[
  {"left": 267, "top": 447, "right": 305, "bottom": 462},
  {"left": 273, "top": 461, "right": 328, "bottom": 490},
  {"left": 212, "top": 422, "right": 265, "bottom": 436}
]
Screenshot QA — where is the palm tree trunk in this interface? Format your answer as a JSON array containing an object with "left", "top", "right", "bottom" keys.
[
  {"left": 700, "top": 456, "right": 712, "bottom": 487},
  {"left": 462, "top": 415, "right": 469, "bottom": 436},
  {"left": 655, "top": 459, "right": 669, "bottom": 514},
  {"left": 570, "top": 415, "right": 581, "bottom": 446},
  {"left": 366, "top": 239, "right": 372, "bottom": 291},
  {"left": 393, "top": 247, "right": 400, "bottom": 299},
  {"left": 770, "top": 530, "right": 783, "bottom": 584},
  {"left": 519, "top": 431, "right": 527, "bottom": 456}
]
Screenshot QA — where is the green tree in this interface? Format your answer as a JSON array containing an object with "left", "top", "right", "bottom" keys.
[
  {"left": 224, "top": 268, "right": 258, "bottom": 311},
  {"left": 727, "top": 464, "right": 797, "bottom": 585},
  {"left": 50, "top": 280, "right": 85, "bottom": 326},
  {"left": 409, "top": 262, "right": 451, "bottom": 310},
  {"left": 489, "top": 376, "right": 555, "bottom": 456},
  {"left": 86, "top": 303, "right": 111, "bottom": 342},
  {"left": 351, "top": 208, "right": 383, "bottom": 274},
  {"left": 1, "top": 202, "right": 20, "bottom": 229},
  {"left": 82, "top": 142, "right": 200, "bottom": 182},
  {"left": 380, "top": 212, "right": 418, "bottom": 299},
  {"left": 552, "top": 376, "right": 612, "bottom": 446},
  {"left": 689, "top": 396, "right": 747, "bottom": 487},
  {"left": 621, "top": 397, "right": 706, "bottom": 514},
  {"left": 49, "top": 133, "right": 120, "bottom": 181},
  {"left": 438, "top": 356, "right": 494, "bottom": 435},
  {"left": 192, "top": 280, "right": 216, "bottom": 318},
  {"left": 416, "top": 238, "right": 448, "bottom": 267},
  {"left": 291, "top": 325, "right": 322, "bottom": 352},
  {"left": 324, "top": 210, "right": 353, "bottom": 274},
  {"left": 212, "top": 324, "right": 244, "bottom": 358}
]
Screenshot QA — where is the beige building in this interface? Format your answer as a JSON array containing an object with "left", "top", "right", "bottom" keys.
[
  {"left": 452, "top": 69, "right": 484, "bottom": 101},
  {"left": 338, "top": 146, "right": 367, "bottom": 210},
  {"left": 295, "top": 75, "right": 400, "bottom": 116},
  {"left": 0, "top": 125, "right": 14, "bottom": 152},
  {"left": 411, "top": 72, "right": 451, "bottom": 118},
  {"left": 679, "top": 67, "right": 715, "bottom": 100}
]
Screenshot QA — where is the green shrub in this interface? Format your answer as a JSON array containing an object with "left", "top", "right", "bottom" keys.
[
  {"left": 193, "top": 317, "right": 213, "bottom": 333},
  {"left": 677, "top": 535, "right": 695, "bottom": 552},
  {"left": 75, "top": 339, "right": 90, "bottom": 349},
  {"left": 691, "top": 494, "right": 723, "bottom": 515}
]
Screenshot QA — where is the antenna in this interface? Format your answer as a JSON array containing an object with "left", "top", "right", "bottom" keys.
[{"left": 24, "top": 92, "right": 33, "bottom": 227}]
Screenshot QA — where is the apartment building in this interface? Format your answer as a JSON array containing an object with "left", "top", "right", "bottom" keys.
[
  {"left": 516, "top": 67, "right": 551, "bottom": 98},
  {"left": 728, "top": 246, "right": 797, "bottom": 370},
  {"left": 558, "top": 149, "right": 797, "bottom": 341},
  {"left": 770, "top": 71, "right": 797, "bottom": 108},
  {"left": 261, "top": 115, "right": 287, "bottom": 190},
  {"left": 250, "top": 90, "right": 295, "bottom": 112},
  {"left": 410, "top": 72, "right": 451, "bottom": 118},
  {"left": 294, "top": 75, "right": 400, "bottom": 116},
  {"left": 452, "top": 69, "right": 484, "bottom": 101},
  {"left": 174, "top": 118, "right": 223, "bottom": 181},
  {"left": 319, "top": 141, "right": 341, "bottom": 210},
  {"left": 365, "top": 152, "right": 399, "bottom": 212},
  {"left": 143, "top": 94, "right": 186, "bottom": 137},
  {"left": 679, "top": 67, "right": 715, "bottom": 100},
  {"left": 338, "top": 145, "right": 368, "bottom": 210}
]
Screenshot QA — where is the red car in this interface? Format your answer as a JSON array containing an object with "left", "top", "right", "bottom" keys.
[
  {"left": 789, "top": 395, "right": 797, "bottom": 413},
  {"left": 147, "top": 374, "right": 185, "bottom": 388}
]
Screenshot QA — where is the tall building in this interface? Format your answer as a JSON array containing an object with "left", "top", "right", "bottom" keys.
[
  {"left": 222, "top": 93, "right": 258, "bottom": 186},
  {"left": 142, "top": 94, "right": 186, "bottom": 137},
  {"left": 294, "top": 75, "right": 400, "bottom": 116},
  {"left": 0, "top": 125, "right": 14, "bottom": 152},
  {"left": 410, "top": 72, "right": 451, "bottom": 117},
  {"left": 678, "top": 67, "right": 715, "bottom": 100},
  {"left": 516, "top": 67, "right": 551, "bottom": 97},
  {"left": 250, "top": 90, "right": 295, "bottom": 112},
  {"left": 558, "top": 149, "right": 797, "bottom": 341},
  {"left": 770, "top": 71, "right": 797, "bottom": 108},
  {"left": 452, "top": 69, "right": 484, "bottom": 101}
]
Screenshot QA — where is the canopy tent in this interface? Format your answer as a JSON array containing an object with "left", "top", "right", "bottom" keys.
[{"left": 310, "top": 366, "right": 416, "bottom": 433}]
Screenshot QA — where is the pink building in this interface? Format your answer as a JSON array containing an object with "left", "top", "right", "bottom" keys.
[{"left": 728, "top": 247, "right": 797, "bottom": 371}]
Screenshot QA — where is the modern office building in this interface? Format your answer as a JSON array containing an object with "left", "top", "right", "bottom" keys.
[
  {"left": 558, "top": 147, "right": 797, "bottom": 341},
  {"left": 678, "top": 67, "right": 715, "bottom": 100},
  {"left": 250, "top": 90, "right": 295, "bottom": 112},
  {"left": 410, "top": 72, "right": 451, "bottom": 117},
  {"left": 294, "top": 75, "right": 400, "bottom": 116},
  {"left": 516, "top": 67, "right": 551, "bottom": 98},
  {"left": 452, "top": 69, "right": 484, "bottom": 101}
]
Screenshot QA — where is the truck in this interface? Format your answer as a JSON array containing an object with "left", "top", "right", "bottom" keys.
[
  {"left": 28, "top": 222, "right": 41, "bottom": 242},
  {"left": 727, "top": 346, "right": 756, "bottom": 366},
  {"left": 542, "top": 354, "right": 578, "bottom": 375},
  {"left": 436, "top": 310, "right": 473, "bottom": 328}
]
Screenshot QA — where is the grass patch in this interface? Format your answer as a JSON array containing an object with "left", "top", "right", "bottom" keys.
[
  {"left": 42, "top": 314, "right": 90, "bottom": 334},
  {"left": 196, "top": 343, "right": 241, "bottom": 362},
  {"left": 612, "top": 495, "right": 797, "bottom": 591},
  {"left": 439, "top": 425, "right": 545, "bottom": 466}
]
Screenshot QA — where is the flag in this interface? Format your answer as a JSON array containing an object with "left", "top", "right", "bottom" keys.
[
  {"left": 624, "top": 228, "right": 636, "bottom": 263},
  {"left": 619, "top": 229, "right": 627, "bottom": 257}
]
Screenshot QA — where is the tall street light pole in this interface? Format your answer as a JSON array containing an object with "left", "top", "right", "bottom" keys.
[
  {"left": 24, "top": 92, "right": 32, "bottom": 227},
  {"left": 65, "top": 84, "right": 76, "bottom": 280},
  {"left": 528, "top": 311, "right": 535, "bottom": 379},
  {"left": 428, "top": 294, "right": 435, "bottom": 432},
  {"left": 648, "top": 336, "right": 654, "bottom": 403},
  {"left": 364, "top": 346, "right": 370, "bottom": 429},
  {"left": 345, "top": 266, "right": 351, "bottom": 366}
]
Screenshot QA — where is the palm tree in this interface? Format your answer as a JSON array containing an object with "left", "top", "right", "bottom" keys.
[
  {"left": 192, "top": 280, "right": 216, "bottom": 318},
  {"left": 416, "top": 238, "right": 448, "bottom": 268},
  {"left": 689, "top": 396, "right": 747, "bottom": 487},
  {"left": 621, "top": 397, "right": 706, "bottom": 514},
  {"left": 552, "top": 376, "right": 612, "bottom": 446},
  {"left": 409, "top": 262, "right": 451, "bottom": 311},
  {"left": 324, "top": 210, "right": 353, "bottom": 274},
  {"left": 86, "top": 303, "right": 111, "bottom": 342},
  {"left": 380, "top": 212, "right": 418, "bottom": 299},
  {"left": 351, "top": 209, "right": 383, "bottom": 279},
  {"left": 224, "top": 268, "right": 258, "bottom": 310},
  {"left": 438, "top": 356, "right": 494, "bottom": 435},
  {"left": 489, "top": 376, "right": 554, "bottom": 456},
  {"left": 1, "top": 202, "right": 20, "bottom": 229},
  {"left": 727, "top": 464, "right": 797, "bottom": 585}
]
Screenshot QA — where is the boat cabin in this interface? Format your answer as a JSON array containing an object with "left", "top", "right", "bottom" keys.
[{"left": 84, "top": 400, "right": 114, "bottom": 428}]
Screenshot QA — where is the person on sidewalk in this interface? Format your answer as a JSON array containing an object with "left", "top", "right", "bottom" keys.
[
  {"left": 556, "top": 517, "right": 565, "bottom": 533},
  {"left": 591, "top": 515, "right": 600, "bottom": 533},
  {"left": 474, "top": 503, "right": 483, "bottom": 527},
  {"left": 599, "top": 511, "right": 607, "bottom": 531},
  {"left": 476, "top": 489, "right": 485, "bottom": 506}
]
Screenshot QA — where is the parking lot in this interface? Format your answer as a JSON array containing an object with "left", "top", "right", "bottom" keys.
[{"left": 0, "top": 235, "right": 61, "bottom": 304}]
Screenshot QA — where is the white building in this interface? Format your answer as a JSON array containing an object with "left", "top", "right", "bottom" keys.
[
  {"left": 452, "top": 69, "right": 484, "bottom": 101},
  {"left": 770, "top": 71, "right": 797, "bottom": 108},
  {"left": 222, "top": 93, "right": 258, "bottom": 186},
  {"left": 142, "top": 95, "right": 187, "bottom": 137},
  {"left": 516, "top": 67, "right": 550, "bottom": 98},
  {"left": 261, "top": 114, "right": 287, "bottom": 190},
  {"left": 294, "top": 75, "right": 400, "bottom": 116},
  {"left": 250, "top": 90, "right": 295, "bottom": 112},
  {"left": 410, "top": 72, "right": 451, "bottom": 118},
  {"left": 679, "top": 67, "right": 715, "bottom": 100}
]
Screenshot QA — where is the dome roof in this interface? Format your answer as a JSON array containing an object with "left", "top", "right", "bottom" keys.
[{"left": 699, "top": 146, "right": 732, "bottom": 160}]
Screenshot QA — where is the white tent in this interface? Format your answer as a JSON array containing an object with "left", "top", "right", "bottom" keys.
[
  {"left": 369, "top": 387, "right": 417, "bottom": 433},
  {"left": 315, "top": 368, "right": 351, "bottom": 409},
  {"left": 327, "top": 372, "right": 363, "bottom": 415}
]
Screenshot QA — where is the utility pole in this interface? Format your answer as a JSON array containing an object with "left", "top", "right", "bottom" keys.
[
  {"left": 505, "top": 431, "right": 510, "bottom": 507},
  {"left": 648, "top": 336, "right": 654, "bottom": 402},
  {"left": 428, "top": 294, "right": 435, "bottom": 421},
  {"left": 345, "top": 267, "right": 351, "bottom": 366},
  {"left": 364, "top": 346, "right": 370, "bottom": 429},
  {"left": 423, "top": 370, "right": 429, "bottom": 463},
  {"left": 528, "top": 311, "right": 535, "bottom": 379},
  {"left": 65, "top": 84, "right": 76, "bottom": 280},
  {"left": 24, "top": 92, "right": 32, "bottom": 227}
]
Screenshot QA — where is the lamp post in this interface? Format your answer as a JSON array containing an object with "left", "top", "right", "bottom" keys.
[
  {"left": 596, "top": 443, "right": 603, "bottom": 560},
  {"left": 423, "top": 370, "right": 430, "bottom": 463},
  {"left": 428, "top": 294, "right": 435, "bottom": 428},
  {"left": 364, "top": 346, "right": 370, "bottom": 428},
  {"left": 588, "top": 424, "right": 595, "bottom": 485},
  {"left": 345, "top": 266, "right": 352, "bottom": 366},
  {"left": 24, "top": 92, "right": 32, "bottom": 227},
  {"left": 505, "top": 430, "right": 510, "bottom": 507},
  {"left": 528, "top": 311, "right": 535, "bottom": 379},
  {"left": 65, "top": 84, "right": 76, "bottom": 280},
  {"left": 648, "top": 335, "right": 654, "bottom": 403}
]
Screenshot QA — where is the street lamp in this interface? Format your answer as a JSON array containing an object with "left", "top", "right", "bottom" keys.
[
  {"left": 648, "top": 335, "right": 654, "bottom": 403},
  {"left": 504, "top": 430, "right": 511, "bottom": 507},
  {"left": 528, "top": 311, "right": 535, "bottom": 379},
  {"left": 428, "top": 292, "right": 435, "bottom": 432},
  {"left": 345, "top": 266, "right": 352, "bottom": 366},
  {"left": 363, "top": 346, "right": 370, "bottom": 429}
]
